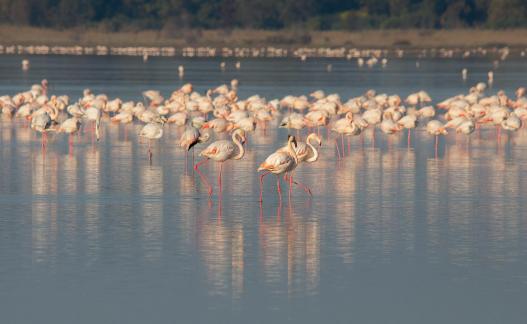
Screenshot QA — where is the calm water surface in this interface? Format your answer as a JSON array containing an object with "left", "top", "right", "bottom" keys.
[{"left": 0, "top": 56, "right": 527, "bottom": 323}]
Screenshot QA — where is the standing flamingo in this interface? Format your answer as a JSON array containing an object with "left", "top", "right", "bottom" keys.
[
  {"left": 58, "top": 117, "right": 82, "bottom": 153},
  {"left": 397, "top": 114, "right": 418, "bottom": 146},
  {"left": 427, "top": 120, "right": 448, "bottom": 156},
  {"left": 194, "top": 129, "right": 246, "bottom": 197},
  {"left": 277, "top": 133, "right": 321, "bottom": 195},
  {"left": 30, "top": 106, "right": 57, "bottom": 149},
  {"left": 179, "top": 125, "right": 210, "bottom": 170},
  {"left": 139, "top": 121, "right": 164, "bottom": 162},
  {"left": 257, "top": 135, "right": 299, "bottom": 202}
]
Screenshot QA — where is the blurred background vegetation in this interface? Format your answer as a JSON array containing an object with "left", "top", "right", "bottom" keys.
[{"left": 0, "top": 0, "right": 526, "bottom": 32}]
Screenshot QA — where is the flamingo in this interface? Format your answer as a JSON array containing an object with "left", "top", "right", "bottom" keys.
[
  {"left": 139, "top": 121, "right": 164, "bottom": 162},
  {"left": 456, "top": 119, "right": 475, "bottom": 135},
  {"left": 501, "top": 112, "right": 522, "bottom": 131},
  {"left": 397, "top": 114, "right": 418, "bottom": 146},
  {"left": 58, "top": 117, "right": 82, "bottom": 153},
  {"left": 84, "top": 105, "right": 101, "bottom": 142},
  {"left": 179, "top": 126, "right": 210, "bottom": 170},
  {"left": 277, "top": 133, "right": 322, "bottom": 195},
  {"left": 257, "top": 135, "right": 299, "bottom": 202},
  {"left": 194, "top": 129, "right": 246, "bottom": 197},
  {"left": 426, "top": 120, "right": 448, "bottom": 156},
  {"left": 30, "top": 112, "right": 53, "bottom": 148},
  {"left": 331, "top": 112, "right": 361, "bottom": 157},
  {"left": 30, "top": 106, "right": 58, "bottom": 149}
]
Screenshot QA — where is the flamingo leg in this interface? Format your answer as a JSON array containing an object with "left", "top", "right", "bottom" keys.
[
  {"left": 184, "top": 150, "right": 188, "bottom": 174},
  {"left": 148, "top": 140, "right": 153, "bottom": 163},
  {"left": 407, "top": 128, "right": 411, "bottom": 147},
  {"left": 290, "top": 174, "right": 312, "bottom": 197},
  {"left": 41, "top": 132, "right": 47, "bottom": 150},
  {"left": 371, "top": 127, "right": 376, "bottom": 148},
  {"left": 259, "top": 171, "right": 270, "bottom": 202},
  {"left": 276, "top": 175, "right": 282, "bottom": 202},
  {"left": 347, "top": 136, "right": 351, "bottom": 154},
  {"left": 194, "top": 159, "right": 213, "bottom": 197},
  {"left": 288, "top": 172, "right": 293, "bottom": 201},
  {"left": 69, "top": 134, "right": 73, "bottom": 156},
  {"left": 434, "top": 135, "right": 439, "bottom": 158},
  {"left": 218, "top": 162, "right": 223, "bottom": 196},
  {"left": 335, "top": 138, "right": 341, "bottom": 160},
  {"left": 91, "top": 120, "right": 95, "bottom": 144},
  {"left": 341, "top": 134, "right": 345, "bottom": 156}
]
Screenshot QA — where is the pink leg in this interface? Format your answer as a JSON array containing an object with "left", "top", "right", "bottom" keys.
[
  {"left": 288, "top": 172, "right": 293, "bottom": 201},
  {"left": 41, "top": 133, "right": 46, "bottom": 150},
  {"left": 69, "top": 134, "right": 74, "bottom": 156},
  {"left": 218, "top": 162, "right": 223, "bottom": 196},
  {"left": 290, "top": 174, "right": 312, "bottom": 196},
  {"left": 335, "top": 138, "right": 341, "bottom": 160},
  {"left": 148, "top": 140, "right": 153, "bottom": 162},
  {"left": 194, "top": 159, "right": 213, "bottom": 196},
  {"left": 276, "top": 175, "right": 282, "bottom": 202},
  {"left": 407, "top": 129, "right": 411, "bottom": 147},
  {"left": 347, "top": 136, "right": 351, "bottom": 154},
  {"left": 259, "top": 171, "right": 270, "bottom": 202},
  {"left": 184, "top": 150, "right": 188, "bottom": 174},
  {"left": 341, "top": 134, "right": 345, "bottom": 156},
  {"left": 434, "top": 135, "right": 438, "bottom": 158},
  {"left": 371, "top": 127, "right": 376, "bottom": 148}
]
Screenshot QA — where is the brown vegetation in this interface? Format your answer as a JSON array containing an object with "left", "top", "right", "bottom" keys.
[{"left": 1, "top": 25, "right": 527, "bottom": 49}]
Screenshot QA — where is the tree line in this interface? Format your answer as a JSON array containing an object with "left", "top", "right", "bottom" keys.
[{"left": 0, "top": 0, "right": 526, "bottom": 31}]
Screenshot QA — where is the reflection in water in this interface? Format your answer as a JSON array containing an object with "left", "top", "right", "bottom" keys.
[
  {"left": 199, "top": 219, "right": 229, "bottom": 296},
  {"left": 141, "top": 166, "right": 164, "bottom": 262},
  {"left": 31, "top": 151, "right": 58, "bottom": 265},
  {"left": 1, "top": 100, "right": 527, "bottom": 324},
  {"left": 426, "top": 158, "right": 442, "bottom": 263},
  {"left": 4, "top": 112, "right": 526, "bottom": 298}
]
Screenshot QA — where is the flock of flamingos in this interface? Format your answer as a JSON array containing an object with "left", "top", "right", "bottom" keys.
[{"left": 1, "top": 78, "right": 526, "bottom": 200}]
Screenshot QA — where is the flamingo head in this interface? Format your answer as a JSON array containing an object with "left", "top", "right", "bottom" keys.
[{"left": 287, "top": 134, "right": 298, "bottom": 148}]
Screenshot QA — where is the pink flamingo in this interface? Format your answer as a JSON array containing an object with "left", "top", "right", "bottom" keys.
[
  {"left": 257, "top": 135, "right": 299, "bottom": 202},
  {"left": 194, "top": 129, "right": 246, "bottom": 197}
]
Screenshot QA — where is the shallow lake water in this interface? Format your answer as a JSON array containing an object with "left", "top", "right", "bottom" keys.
[{"left": 0, "top": 55, "right": 527, "bottom": 323}]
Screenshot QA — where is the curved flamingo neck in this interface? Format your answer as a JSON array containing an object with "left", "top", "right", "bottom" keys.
[
  {"left": 305, "top": 135, "right": 319, "bottom": 163},
  {"left": 233, "top": 132, "right": 245, "bottom": 160},
  {"left": 288, "top": 137, "right": 298, "bottom": 164}
]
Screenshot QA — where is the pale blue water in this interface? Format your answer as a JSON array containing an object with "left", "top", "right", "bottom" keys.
[{"left": 0, "top": 56, "right": 526, "bottom": 323}]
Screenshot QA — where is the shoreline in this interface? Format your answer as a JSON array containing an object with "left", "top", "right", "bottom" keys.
[{"left": 1, "top": 26, "right": 527, "bottom": 58}]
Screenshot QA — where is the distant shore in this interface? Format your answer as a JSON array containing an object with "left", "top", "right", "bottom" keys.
[{"left": 1, "top": 26, "right": 527, "bottom": 58}]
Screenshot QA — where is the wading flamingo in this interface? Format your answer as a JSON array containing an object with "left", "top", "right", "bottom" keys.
[
  {"left": 179, "top": 125, "right": 210, "bottom": 170},
  {"left": 139, "top": 121, "right": 164, "bottom": 162},
  {"left": 194, "top": 129, "right": 246, "bottom": 197},
  {"left": 258, "top": 135, "right": 299, "bottom": 202}
]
